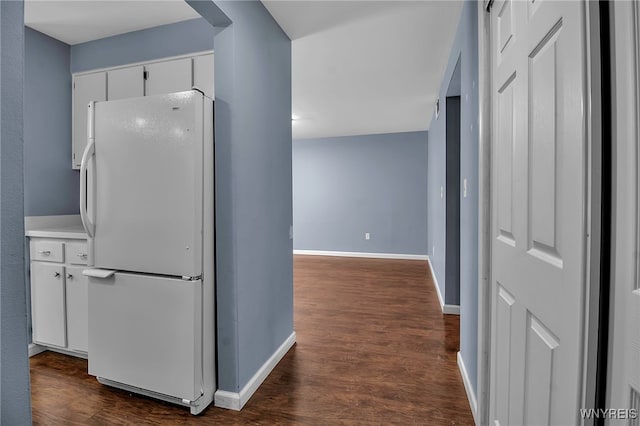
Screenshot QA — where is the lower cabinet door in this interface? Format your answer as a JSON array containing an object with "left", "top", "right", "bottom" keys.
[
  {"left": 31, "top": 262, "right": 66, "bottom": 347},
  {"left": 65, "top": 266, "right": 88, "bottom": 353}
]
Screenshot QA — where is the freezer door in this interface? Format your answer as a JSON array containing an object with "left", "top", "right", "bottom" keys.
[
  {"left": 92, "top": 91, "right": 204, "bottom": 277},
  {"left": 88, "top": 272, "right": 203, "bottom": 401}
]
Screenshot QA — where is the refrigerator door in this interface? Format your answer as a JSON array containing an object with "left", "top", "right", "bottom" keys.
[
  {"left": 92, "top": 91, "right": 204, "bottom": 277},
  {"left": 88, "top": 271, "right": 203, "bottom": 401}
]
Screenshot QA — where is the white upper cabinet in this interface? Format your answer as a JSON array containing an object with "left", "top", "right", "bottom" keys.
[
  {"left": 107, "top": 66, "right": 144, "bottom": 101},
  {"left": 72, "top": 53, "right": 212, "bottom": 169},
  {"left": 193, "top": 54, "right": 214, "bottom": 99},
  {"left": 145, "top": 58, "right": 193, "bottom": 96},
  {"left": 73, "top": 72, "right": 106, "bottom": 169}
]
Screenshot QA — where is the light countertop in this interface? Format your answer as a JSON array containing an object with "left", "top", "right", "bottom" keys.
[{"left": 25, "top": 215, "right": 87, "bottom": 240}]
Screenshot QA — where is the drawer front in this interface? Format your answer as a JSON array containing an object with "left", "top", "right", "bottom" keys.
[
  {"left": 31, "top": 240, "right": 64, "bottom": 263},
  {"left": 66, "top": 241, "right": 89, "bottom": 265}
]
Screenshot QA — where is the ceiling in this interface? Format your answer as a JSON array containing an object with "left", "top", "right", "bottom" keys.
[
  {"left": 25, "top": 0, "right": 462, "bottom": 139},
  {"left": 262, "top": 0, "right": 462, "bottom": 139},
  {"left": 24, "top": 0, "right": 200, "bottom": 45}
]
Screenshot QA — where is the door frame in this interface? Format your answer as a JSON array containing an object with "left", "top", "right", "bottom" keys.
[
  {"left": 476, "top": 1, "right": 604, "bottom": 424},
  {"left": 607, "top": 0, "right": 640, "bottom": 416}
]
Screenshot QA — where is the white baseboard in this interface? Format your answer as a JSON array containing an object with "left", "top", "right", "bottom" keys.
[
  {"left": 426, "top": 257, "right": 460, "bottom": 315},
  {"left": 293, "top": 250, "right": 428, "bottom": 261},
  {"left": 457, "top": 351, "right": 478, "bottom": 425},
  {"left": 214, "top": 331, "right": 296, "bottom": 411},
  {"left": 28, "top": 343, "right": 47, "bottom": 357}
]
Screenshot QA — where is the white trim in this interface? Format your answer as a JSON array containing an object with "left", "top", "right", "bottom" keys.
[
  {"left": 28, "top": 343, "right": 46, "bottom": 358},
  {"left": 477, "top": 3, "right": 493, "bottom": 425},
  {"left": 458, "top": 351, "right": 478, "bottom": 425},
  {"left": 72, "top": 50, "right": 214, "bottom": 76},
  {"left": 293, "top": 250, "right": 428, "bottom": 261},
  {"left": 214, "top": 331, "right": 296, "bottom": 411},
  {"left": 30, "top": 344, "right": 87, "bottom": 360},
  {"left": 426, "top": 257, "right": 460, "bottom": 315}
]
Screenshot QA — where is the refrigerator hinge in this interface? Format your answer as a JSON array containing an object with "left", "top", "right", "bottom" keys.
[{"left": 182, "top": 275, "right": 202, "bottom": 281}]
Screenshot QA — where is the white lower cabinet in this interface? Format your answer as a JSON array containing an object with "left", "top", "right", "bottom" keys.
[
  {"left": 30, "top": 237, "right": 88, "bottom": 356},
  {"left": 65, "top": 266, "right": 88, "bottom": 353},
  {"left": 31, "top": 262, "right": 66, "bottom": 347}
]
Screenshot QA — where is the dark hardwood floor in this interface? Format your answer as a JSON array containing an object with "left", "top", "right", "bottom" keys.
[{"left": 30, "top": 256, "right": 474, "bottom": 425}]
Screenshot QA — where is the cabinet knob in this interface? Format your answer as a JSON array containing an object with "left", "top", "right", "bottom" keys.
[
  {"left": 39, "top": 250, "right": 51, "bottom": 255},
  {"left": 54, "top": 272, "right": 61, "bottom": 278},
  {"left": 66, "top": 274, "right": 73, "bottom": 279},
  {"left": 77, "top": 253, "right": 87, "bottom": 258}
]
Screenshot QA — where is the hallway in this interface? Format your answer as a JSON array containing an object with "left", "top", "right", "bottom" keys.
[{"left": 30, "top": 256, "right": 473, "bottom": 424}]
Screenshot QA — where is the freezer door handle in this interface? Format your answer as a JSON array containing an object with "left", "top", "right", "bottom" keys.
[
  {"left": 82, "top": 268, "right": 116, "bottom": 279},
  {"left": 80, "top": 101, "right": 96, "bottom": 238}
]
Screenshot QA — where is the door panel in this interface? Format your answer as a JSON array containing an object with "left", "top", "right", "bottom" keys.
[
  {"left": 145, "top": 58, "right": 192, "bottom": 96},
  {"left": 88, "top": 272, "right": 202, "bottom": 401},
  {"left": 494, "top": 284, "right": 514, "bottom": 426},
  {"left": 523, "top": 314, "right": 559, "bottom": 425},
  {"left": 31, "top": 263, "right": 66, "bottom": 347},
  {"left": 107, "top": 66, "right": 144, "bottom": 100},
  {"left": 92, "top": 92, "right": 204, "bottom": 277},
  {"left": 66, "top": 266, "right": 88, "bottom": 353},
  {"left": 193, "top": 54, "right": 214, "bottom": 99},
  {"left": 496, "top": 74, "right": 516, "bottom": 245},
  {"left": 489, "top": 1, "right": 587, "bottom": 424}
]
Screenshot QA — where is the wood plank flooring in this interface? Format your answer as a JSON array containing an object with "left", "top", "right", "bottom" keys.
[{"left": 30, "top": 256, "right": 474, "bottom": 425}]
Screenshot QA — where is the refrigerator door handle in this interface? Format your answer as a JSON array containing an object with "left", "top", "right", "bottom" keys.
[
  {"left": 80, "top": 101, "right": 96, "bottom": 238},
  {"left": 82, "top": 268, "right": 115, "bottom": 279}
]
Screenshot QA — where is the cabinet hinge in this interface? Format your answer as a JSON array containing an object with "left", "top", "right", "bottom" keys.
[
  {"left": 485, "top": 0, "right": 494, "bottom": 12},
  {"left": 143, "top": 71, "right": 149, "bottom": 80}
]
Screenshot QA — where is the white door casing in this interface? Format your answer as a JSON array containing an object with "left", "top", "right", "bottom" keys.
[
  {"left": 489, "top": 1, "right": 589, "bottom": 424},
  {"left": 609, "top": 2, "right": 640, "bottom": 424}
]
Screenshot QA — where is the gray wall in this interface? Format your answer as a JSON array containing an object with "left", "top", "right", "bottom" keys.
[
  {"left": 71, "top": 18, "right": 218, "bottom": 73},
  {"left": 0, "top": 0, "right": 31, "bottom": 423},
  {"left": 293, "top": 131, "right": 428, "bottom": 255},
  {"left": 190, "top": 0, "right": 294, "bottom": 393},
  {"left": 24, "top": 28, "right": 78, "bottom": 217},
  {"left": 426, "top": 0, "right": 479, "bottom": 395}
]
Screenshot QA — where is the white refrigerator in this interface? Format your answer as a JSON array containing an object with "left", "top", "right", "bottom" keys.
[{"left": 80, "top": 90, "right": 216, "bottom": 415}]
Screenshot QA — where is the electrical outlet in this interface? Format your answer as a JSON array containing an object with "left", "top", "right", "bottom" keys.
[
  {"left": 440, "top": 186, "right": 444, "bottom": 199},
  {"left": 365, "top": 232, "right": 371, "bottom": 240},
  {"left": 432, "top": 245, "right": 435, "bottom": 256},
  {"left": 463, "top": 179, "right": 468, "bottom": 198},
  {"left": 289, "top": 225, "right": 293, "bottom": 240}
]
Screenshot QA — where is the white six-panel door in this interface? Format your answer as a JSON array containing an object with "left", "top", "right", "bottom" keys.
[{"left": 489, "top": 1, "right": 588, "bottom": 424}]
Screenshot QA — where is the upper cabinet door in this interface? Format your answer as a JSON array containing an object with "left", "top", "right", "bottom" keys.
[
  {"left": 73, "top": 72, "right": 106, "bottom": 169},
  {"left": 145, "top": 58, "right": 192, "bottom": 96},
  {"left": 193, "top": 54, "right": 214, "bottom": 99},
  {"left": 108, "top": 66, "right": 144, "bottom": 100}
]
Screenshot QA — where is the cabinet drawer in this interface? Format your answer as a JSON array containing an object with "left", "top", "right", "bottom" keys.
[
  {"left": 31, "top": 240, "right": 64, "bottom": 263},
  {"left": 66, "top": 241, "right": 88, "bottom": 265}
]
